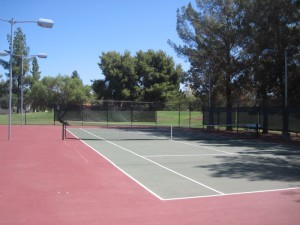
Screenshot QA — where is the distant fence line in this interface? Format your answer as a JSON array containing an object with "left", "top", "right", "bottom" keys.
[
  {"left": 55, "top": 100, "right": 300, "bottom": 133},
  {"left": 202, "top": 106, "right": 300, "bottom": 133},
  {"left": 1, "top": 98, "right": 299, "bottom": 133}
]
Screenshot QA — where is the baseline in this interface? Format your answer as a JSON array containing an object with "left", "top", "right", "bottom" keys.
[{"left": 164, "top": 187, "right": 300, "bottom": 201}]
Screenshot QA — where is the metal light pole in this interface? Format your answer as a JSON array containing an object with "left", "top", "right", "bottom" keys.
[
  {"left": 283, "top": 49, "right": 290, "bottom": 137},
  {"left": 0, "top": 18, "right": 53, "bottom": 140},
  {"left": 9, "top": 18, "right": 14, "bottom": 141},
  {"left": 284, "top": 49, "right": 288, "bottom": 108},
  {"left": 209, "top": 73, "right": 211, "bottom": 108}
]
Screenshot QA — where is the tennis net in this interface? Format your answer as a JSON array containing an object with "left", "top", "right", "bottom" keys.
[{"left": 62, "top": 123, "right": 259, "bottom": 141}]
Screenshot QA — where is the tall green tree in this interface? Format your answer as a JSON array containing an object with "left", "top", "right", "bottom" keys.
[
  {"left": 136, "top": 50, "right": 183, "bottom": 103},
  {"left": 241, "top": 0, "right": 300, "bottom": 133},
  {"left": 26, "top": 57, "right": 41, "bottom": 89},
  {"left": 0, "top": 63, "right": 9, "bottom": 107},
  {"left": 93, "top": 50, "right": 183, "bottom": 105},
  {"left": 7, "top": 27, "right": 30, "bottom": 112},
  {"left": 71, "top": 70, "right": 80, "bottom": 79},
  {"left": 96, "top": 51, "right": 139, "bottom": 101},
  {"left": 243, "top": 0, "right": 300, "bottom": 103},
  {"left": 28, "top": 75, "right": 92, "bottom": 110},
  {"left": 0, "top": 75, "right": 8, "bottom": 109},
  {"left": 169, "top": 0, "right": 248, "bottom": 129}
]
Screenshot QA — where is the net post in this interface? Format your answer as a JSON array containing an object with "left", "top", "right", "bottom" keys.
[
  {"left": 62, "top": 122, "right": 65, "bottom": 140},
  {"left": 170, "top": 125, "right": 173, "bottom": 140}
]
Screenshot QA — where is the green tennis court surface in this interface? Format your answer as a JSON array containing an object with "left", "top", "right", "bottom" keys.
[{"left": 67, "top": 127, "right": 300, "bottom": 200}]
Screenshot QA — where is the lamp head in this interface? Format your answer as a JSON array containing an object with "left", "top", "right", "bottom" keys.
[
  {"left": 0, "top": 51, "right": 9, "bottom": 56},
  {"left": 262, "top": 49, "right": 276, "bottom": 56},
  {"left": 37, "top": 53, "right": 47, "bottom": 58},
  {"left": 37, "top": 18, "right": 54, "bottom": 28}
]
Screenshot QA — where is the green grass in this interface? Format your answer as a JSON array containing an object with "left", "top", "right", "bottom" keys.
[
  {"left": 0, "top": 111, "right": 57, "bottom": 125},
  {"left": 157, "top": 111, "right": 203, "bottom": 127},
  {"left": 0, "top": 110, "right": 203, "bottom": 127}
]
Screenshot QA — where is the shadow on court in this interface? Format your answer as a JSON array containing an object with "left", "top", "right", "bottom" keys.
[{"left": 196, "top": 141, "right": 300, "bottom": 182}]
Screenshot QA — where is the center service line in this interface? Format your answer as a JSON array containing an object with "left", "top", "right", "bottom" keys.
[{"left": 80, "top": 128, "right": 225, "bottom": 195}]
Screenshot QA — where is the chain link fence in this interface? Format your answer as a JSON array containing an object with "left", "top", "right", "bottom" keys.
[
  {"left": 1, "top": 97, "right": 299, "bottom": 134},
  {"left": 202, "top": 98, "right": 300, "bottom": 133}
]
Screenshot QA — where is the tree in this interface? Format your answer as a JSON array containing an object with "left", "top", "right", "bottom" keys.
[
  {"left": 27, "top": 79, "right": 48, "bottom": 111},
  {"left": 0, "top": 75, "right": 9, "bottom": 109},
  {"left": 170, "top": 0, "right": 299, "bottom": 132},
  {"left": 91, "top": 79, "right": 106, "bottom": 100},
  {"left": 0, "top": 33, "right": 11, "bottom": 103},
  {"left": 28, "top": 75, "right": 92, "bottom": 110},
  {"left": 169, "top": 0, "right": 248, "bottom": 130},
  {"left": 26, "top": 57, "right": 41, "bottom": 89},
  {"left": 71, "top": 70, "right": 80, "bottom": 79},
  {"left": 243, "top": 0, "right": 300, "bottom": 101},
  {"left": 7, "top": 27, "right": 30, "bottom": 112},
  {"left": 93, "top": 50, "right": 183, "bottom": 105},
  {"left": 241, "top": 0, "right": 300, "bottom": 133},
  {"left": 136, "top": 50, "right": 183, "bottom": 104},
  {"left": 0, "top": 60, "right": 9, "bottom": 80},
  {"left": 96, "top": 51, "right": 139, "bottom": 101}
]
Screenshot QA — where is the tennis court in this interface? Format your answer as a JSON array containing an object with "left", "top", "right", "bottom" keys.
[
  {"left": 1, "top": 125, "right": 299, "bottom": 225},
  {"left": 67, "top": 126, "right": 300, "bottom": 200}
]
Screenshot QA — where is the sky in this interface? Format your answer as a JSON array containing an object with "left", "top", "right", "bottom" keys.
[{"left": 0, "top": 0, "right": 191, "bottom": 85}]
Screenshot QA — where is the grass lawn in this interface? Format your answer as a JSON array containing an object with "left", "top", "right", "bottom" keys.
[
  {"left": 157, "top": 111, "right": 203, "bottom": 127},
  {"left": 0, "top": 111, "right": 57, "bottom": 125}
]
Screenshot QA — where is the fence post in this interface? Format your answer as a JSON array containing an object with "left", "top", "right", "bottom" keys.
[
  {"left": 106, "top": 104, "right": 109, "bottom": 126},
  {"left": 53, "top": 108, "right": 56, "bottom": 126},
  {"left": 189, "top": 110, "right": 191, "bottom": 128},
  {"left": 81, "top": 105, "right": 83, "bottom": 126},
  {"left": 178, "top": 103, "right": 181, "bottom": 127},
  {"left": 131, "top": 103, "right": 133, "bottom": 126},
  {"left": 236, "top": 103, "right": 239, "bottom": 134}
]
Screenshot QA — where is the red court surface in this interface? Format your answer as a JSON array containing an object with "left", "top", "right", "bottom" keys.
[{"left": 0, "top": 125, "right": 299, "bottom": 225}]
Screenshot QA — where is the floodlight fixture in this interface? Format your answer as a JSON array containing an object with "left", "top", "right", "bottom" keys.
[
  {"left": 37, "top": 18, "right": 54, "bottom": 28},
  {"left": 36, "top": 53, "right": 48, "bottom": 58},
  {"left": 261, "top": 49, "right": 276, "bottom": 56},
  {"left": 0, "top": 51, "right": 9, "bottom": 56}
]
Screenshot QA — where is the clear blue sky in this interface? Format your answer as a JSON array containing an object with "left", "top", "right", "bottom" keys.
[{"left": 0, "top": 0, "right": 191, "bottom": 85}]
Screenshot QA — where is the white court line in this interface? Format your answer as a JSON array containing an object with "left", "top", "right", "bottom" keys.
[
  {"left": 79, "top": 128, "right": 225, "bottom": 196},
  {"left": 163, "top": 187, "right": 300, "bottom": 201},
  {"left": 174, "top": 140, "right": 235, "bottom": 155},
  {"left": 144, "top": 153, "right": 234, "bottom": 158}
]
